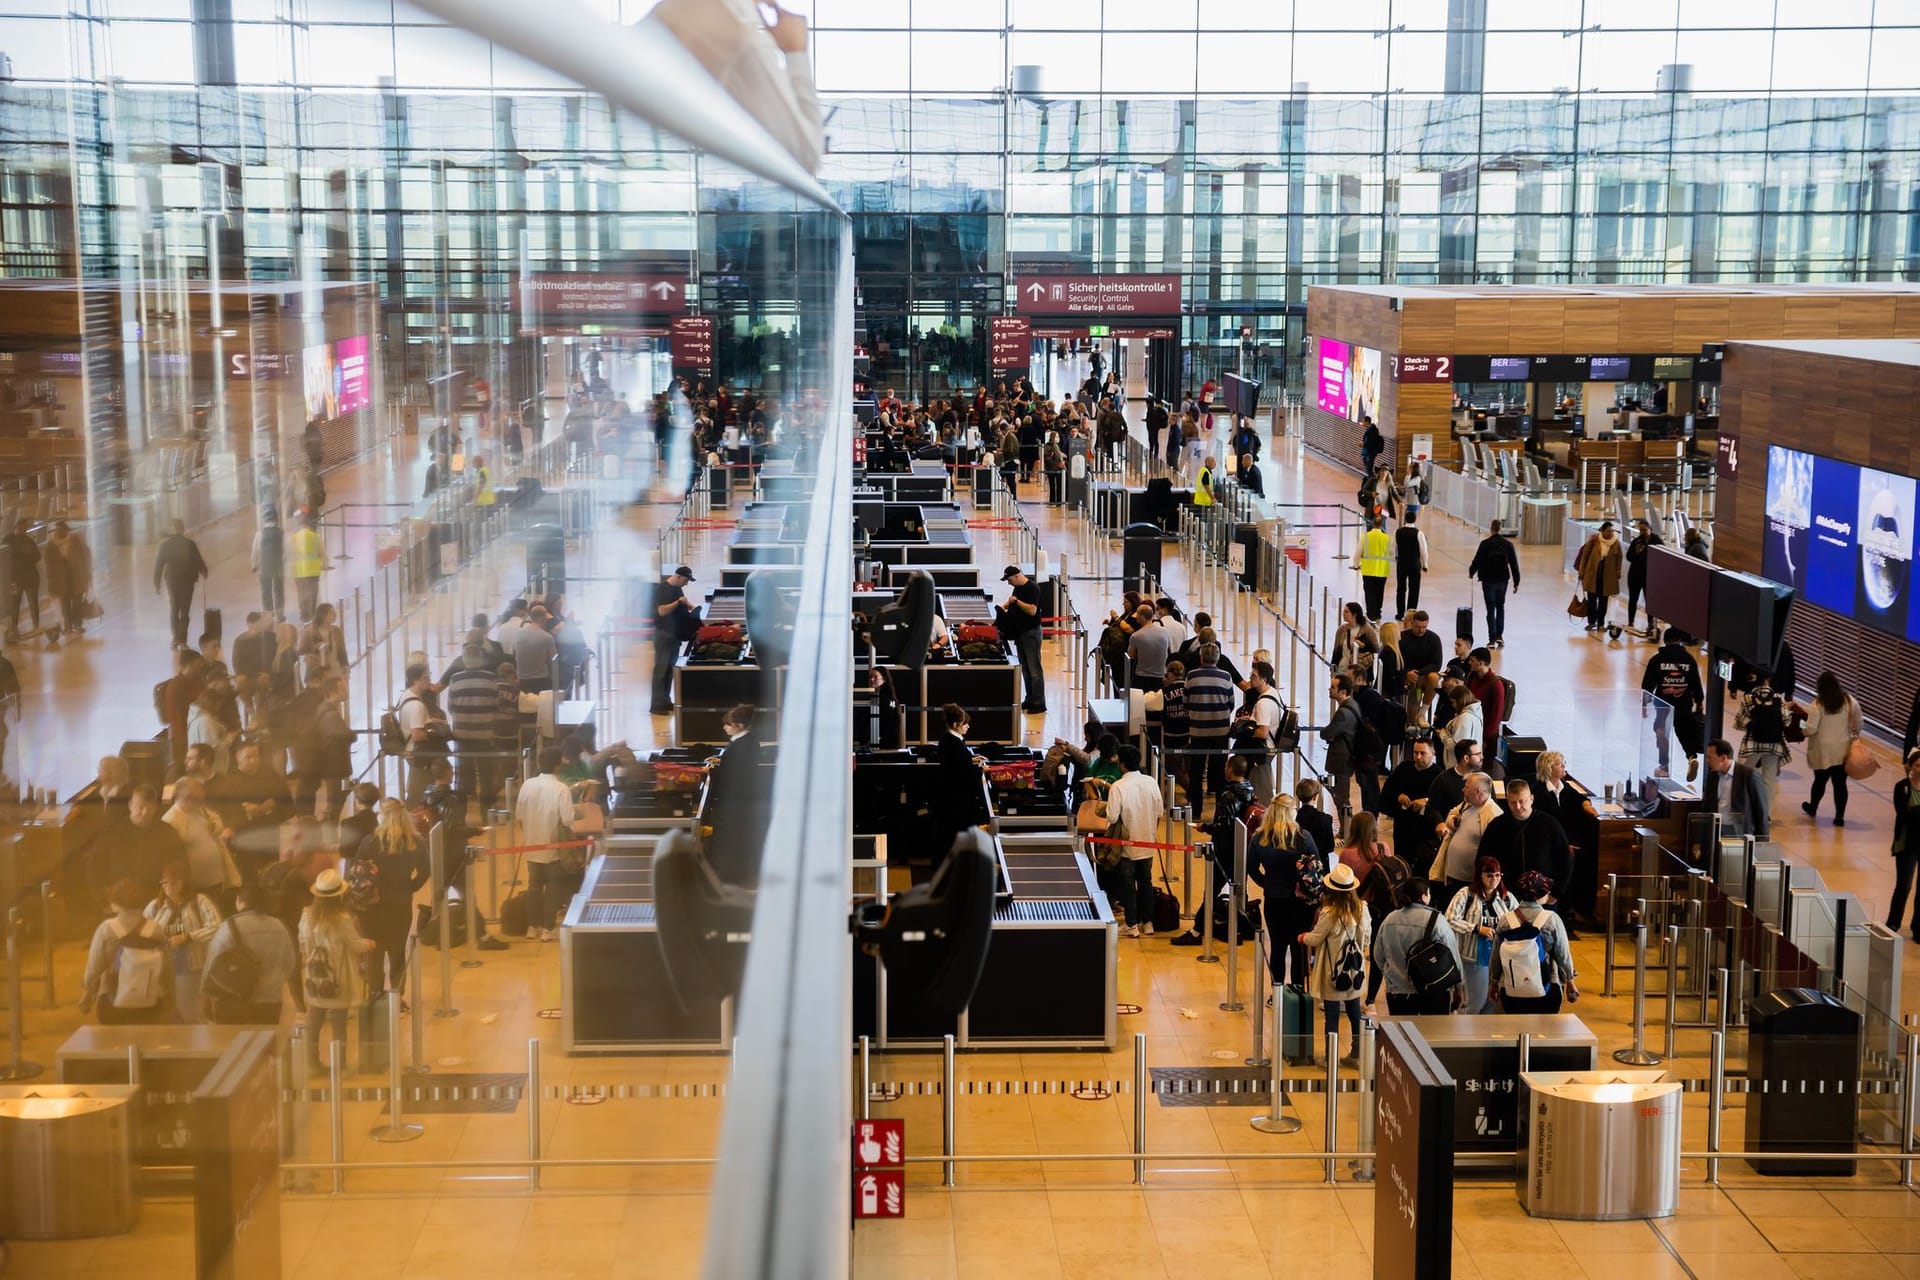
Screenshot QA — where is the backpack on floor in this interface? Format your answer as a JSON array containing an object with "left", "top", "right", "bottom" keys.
[
  {"left": 1496, "top": 908, "right": 1550, "bottom": 999},
  {"left": 106, "top": 918, "right": 167, "bottom": 1010}
]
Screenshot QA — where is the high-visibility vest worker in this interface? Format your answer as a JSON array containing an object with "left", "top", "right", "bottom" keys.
[
  {"left": 1194, "top": 461, "right": 1215, "bottom": 507},
  {"left": 291, "top": 523, "right": 326, "bottom": 579},
  {"left": 1358, "top": 523, "right": 1392, "bottom": 578},
  {"left": 474, "top": 460, "right": 495, "bottom": 507}
]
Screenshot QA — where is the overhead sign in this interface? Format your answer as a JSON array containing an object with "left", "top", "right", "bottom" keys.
[
  {"left": 1014, "top": 274, "right": 1181, "bottom": 317},
  {"left": 989, "top": 316, "right": 1032, "bottom": 372},
  {"left": 1394, "top": 354, "right": 1453, "bottom": 383},
  {"left": 670, "top": 315, "right": 715, "bottom": 379},
  {"left": 517, "top": 272, "right": 689, "bottom": 331}
]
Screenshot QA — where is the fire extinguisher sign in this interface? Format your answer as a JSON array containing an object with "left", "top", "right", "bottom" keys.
[{"left": 852, "top": 1119, "right": 907, "bottom": 1220}]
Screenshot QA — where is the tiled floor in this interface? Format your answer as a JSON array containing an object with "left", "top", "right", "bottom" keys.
[{"left": 13, "top": 403, "right": 1920, "bottom": 1277}]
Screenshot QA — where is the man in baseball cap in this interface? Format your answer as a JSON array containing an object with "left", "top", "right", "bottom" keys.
[
  {"left": 998, "top": 565, "right": 1045, "bottom": 714},
  {"left": 652, "top": 565, "right": 698, "bottom": 714},
  {"left": 675, "top": 565, "right": 696, "bottom": 581}
]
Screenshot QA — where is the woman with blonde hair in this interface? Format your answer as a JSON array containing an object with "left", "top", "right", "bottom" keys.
[
  {"left": 1299, "top": 862, "right": 1371, "bottom": 1065},
  {"left": 351, "top": 797, "right": 429, "bottom": 998},
  {"left": 298, "top": 869, "right": 375, "bottom": 1072},
  {"left": 1249, "top": 795, "right": 1324, "bottom": 987}
]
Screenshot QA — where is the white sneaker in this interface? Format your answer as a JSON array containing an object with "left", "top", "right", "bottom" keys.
[
  {"left": 1141, "top": 923, "right": 1155, "bottom": 937},
  {"left": 539, "top": 928, "right": 556, "bottom": 942},
  {"left": 1121, "top": 925, "right": 1140, "bottom": 938}
]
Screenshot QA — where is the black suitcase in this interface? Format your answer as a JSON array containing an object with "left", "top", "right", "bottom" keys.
[
  {"left": 359, "top": 989, "right": 393, "bottom": 1073},
  {"left": 1455, "top": 606, "right": 1474, "bottom": 643},
  {"left": 202, "top": 608, "right": 223, "bottom": 645}
]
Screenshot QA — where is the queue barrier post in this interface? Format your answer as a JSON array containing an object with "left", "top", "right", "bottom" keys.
[
  {"left": 1352, "top": 1018, "right": 1376, "bottom": 1181},
  {"left": 1220, "top": 821, "right": 1246, "bottom": 1012},
  {"left": 1133, "top": 1031, "right": 1149, "bottom": 1185},
  {"left": 39, "top": 880, "right": 55, "bottom": 1008},
  {"left": 1603, "top": 873, "right": 1619, "bottom": 998},
  {"left": 527, "top": 1037, "right": 543, "bottom": 1191},
  {"left": 462, "top": 857, "right": 483, "bottom": 969},
  {"left": 0, "top": 909, "right": 41, "bottom": 1081},
  {"left": 1196, "top": 856, "right": 1219, "bottom": 966},
  {"left": 1249, "top": 996, "right": 1302, "bottom": 1136},
  {"left": 1324, "top": 1030, "right": 1340, "bottom": 1183},
  {"left": 328, "top": 1038, "right": 346, "bottom": 1194},
  {"left": 369, "top": 990, "right": 424, "bottom": 1143},
  {"left": 409, "top": 942, "right": 427, "bottom": 1073},
  {"left": 1614, "top": 904, "right": 1662, "bottom": 1066},
  {"left": 1707, "top": 1028, "right": 1725, "bottom": 1185},
  {"left": 941, "top": 1033, "right": 957, "bottom": 1188}
]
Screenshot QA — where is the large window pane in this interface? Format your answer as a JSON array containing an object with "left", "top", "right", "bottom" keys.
[
  {"left": 1104, "top": 32, "right": 1195, "bottom": 91},
  {"left": 1872, "top": 28, "right": 1920, "bottom": 92},
  {"left": 393, "top": 24, "right": 491, "bottom": 87},
  {"left": 1680, "top": 0, "right": 1771, "bottom": 24},
  {"left": 1293, "top": 34, "right": 1387, "bottom": 93},
  {"left": 1587, "top": 0, "right": 1678, "bottom": 28},
  {"left": 1486, "top": 0, "right": 1579, "bottom": 29},
  {"left": 1385, "top": 32, "right": 1449, "bottom": 93},
  {"left": 1776, "top": 0, "right": 1873, "bottom": 23},
  {"left": 1484, "top": 32, "right": 1580, "bottom": 93},
  {"left": 1580, "top": 29, "right": 1679, "bottom": 91},
  {"left": 910, "top": 31, "right": 1003, "bottom": 93},
  {"left": 814, "top": 30, "right": 909, "bottom": 91},
  {"left": 1011, "top": 0, "right": 1100, "bottom": 29},
  {"left": 109, "top": 19, "right": 195, "bottom": 81},
  {"left": 910, "top": 0, "right": 1005, "bottom": 28},
  {"left": 1300, "top": 0, "right": 1391, "bottom": 29},
  {"left": 1, "top": 17, "right": 71, "bottom": 81},
  {"left": 1677, "top": 29, "right": 1773, "bottom": 91},
  {"left": 1195, "top": 33, "right": 1296, "bottom": 93},
  {"left": 1771, "top": 27, "right": 1870, "bottom": 89},
  {"left": 1007, "top": 32, "right": 1101, "bottom": 94},
  {"left": 1197, "top": 0, "right": 1294, "bottom": 28},
  {"left": 1105, "top": 0, "right": 1199, "bottom": 27}
]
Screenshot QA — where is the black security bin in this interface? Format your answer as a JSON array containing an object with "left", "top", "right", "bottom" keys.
[
  {"left": 1232, "top": 524, "right": 1260, "bottom": 589},
  {"left": 1745, "top": 987, "right": 1860, "bottom": 1175},
  {"left": 526, "top": 522, "right": 566, "bottom": 595},
  {"left": 1122, "top": 523, "right": 1163, "bottom": 594}
]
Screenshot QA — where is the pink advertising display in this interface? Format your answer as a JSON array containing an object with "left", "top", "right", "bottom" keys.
[
  {"left": 333, "top": 336, "right": 369, "bottom": 415},
  {"left": 1315, "top": 337, "right": 1350, "bottom": 416}
]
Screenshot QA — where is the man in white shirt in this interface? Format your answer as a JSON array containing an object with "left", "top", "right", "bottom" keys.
[
  {"left": 491, "top": 599, "right": 530, "bottom": 647},
  {"left": 514, "top": 746, "right": 576, "bottom": 941},
  {"left": 1153, "top": 599, "right": 1191, "bottom": 650},
  {"left": 395, "top": 662, "right": 438, "bottom": 805},
  {"left": 1104, "top": 745, "right": 1164, "bottom": 938},
  {"left": 1436, "top": 771, "right": 1500, "bottom": 895}
]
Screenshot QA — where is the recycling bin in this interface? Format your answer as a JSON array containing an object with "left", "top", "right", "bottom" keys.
[
  {"left": 1517, "top": 1070, "right": 1681, "bottom": 1220},
  {"left": 526, "top": 521, "right": 566, "bottom": 595},
  {"left": 1520, "top": 497, "right": 1570, "bottom": 545},
  {"left": 0, "top": 1084, "right": 140, "bottom": 1239},
  {"left": 1122, "top": 523, "right": 1163, "bottom": 594},
  {"left": 1746, "top": 987, "right": 1861, "bottom": 1175}
]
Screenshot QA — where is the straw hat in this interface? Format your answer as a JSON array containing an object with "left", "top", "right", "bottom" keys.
[
  {"left": 310, "top": 868, "right": 346, "bottom": 899},
  {"left": 1322, "top": 864, "right": 1359, "bottom": 893}
]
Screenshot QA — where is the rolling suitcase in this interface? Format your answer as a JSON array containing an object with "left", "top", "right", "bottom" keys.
[
  {"left": 359, "top": 989, "right": 393, "bottom": 1073},
  {"left": 1281, "top": 983, "right": 1317, "bottom": 1065},
  {"left": 202, "top": 608, "right": 223, "bottom": 645},
  {"left": 1455, "top": 606, "right": 1474, "bottom": 644}
]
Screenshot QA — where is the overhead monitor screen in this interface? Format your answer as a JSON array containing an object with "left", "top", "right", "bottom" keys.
[
  {"left": 1488, "top": 357, "right": 1530, "bottom": 380},
  {"left": 1588, "top": 356, "right": 1631, "bottom": 380},
  {"left": 1653, "top": 356, "right": 1695, "bottom": 381}
]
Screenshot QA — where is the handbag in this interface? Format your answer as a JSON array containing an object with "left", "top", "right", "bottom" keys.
[
  {"left": 1075, "top": 798, "right": 1110, "bottom": 834},
  {"left": 1566, "top": 592, "right": 1586, "bottom": 618},
  {"left": 1845, "top": 738, "right": 1880, "bottom": 781}
]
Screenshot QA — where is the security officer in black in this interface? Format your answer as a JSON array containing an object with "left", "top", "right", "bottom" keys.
[{"left": 1641, "top": 628, "right": 1705, "bottom": 781}]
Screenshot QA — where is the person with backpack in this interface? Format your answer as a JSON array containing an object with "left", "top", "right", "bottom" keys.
[
  {"left": 1321, "top": 674, "right": 1361, "bottom": 823},
  {"left": 203, "top": 884, "right": 296, "bottom": 1025},
  {"left": 1393, "top": 509, "right": 1428, "bottom": 619},
  {"left": 1444, "top": 857, "right": 1518, "bottom": 1014},
  {"left": 81, "top": 879, "right": 174, "bottom": 1024},
  {"left": 1734, "top": 673, "right": 1792, "bottom": 803},
  {"left": 299, "top": 868, "right": 376, "bottom": 1072},
  {"left": 1371, "top": 878, "right": 1461, "bottom": 1015},
  {"left": 1464, "top": 647, "right": 1508, "bottom": 759},
  {"left": 1248, "top": 796, "right": 1324, "bottom": 988},
  {"left": 1234, "top": 661, "right": 1289, "bottom": 803},
  {"left": 351, "top": 798, "right": 430, "bottom": 998},
  {"left": 143, "top": 861, "right": 222, "bottom": 1023},
  {"left": 1298, "top": 863, "right": 1371, "bottom": 1066},
  {"left": 1183, "top": 643, "right": 1238, "bottom": 805},
  {"left": 1494, "top": 871, "right": 1579, "bottom": 1013}
]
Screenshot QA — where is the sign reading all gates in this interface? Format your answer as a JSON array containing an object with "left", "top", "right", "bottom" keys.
[
  {"left": 1014, "top": 273, "right": 1181, "bottom": 318},
  {"left": 852, "top": 1119, "right": 906, "bottom": 1220},
  {"left": 989, "top": 316, "right": 1032, "bottom": 372},
  {"left": 670, "top": 315, "right": 715, "bottom": 379}
]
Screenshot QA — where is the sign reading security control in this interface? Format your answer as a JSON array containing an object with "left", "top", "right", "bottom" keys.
[{"left": 1014, "top": 274, "right": 1182, "bottom": 317}]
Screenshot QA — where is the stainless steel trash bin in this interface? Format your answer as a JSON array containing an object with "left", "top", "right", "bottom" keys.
[
  {"left": 0, "top": 1084, "right": 140, "bottom": 1239},
  {"left": 1517, "top": 1070, "right": 1681, "bottom": 1220},
  {"left": 1520, "top": 497, "right": 1570, "bottom": 545}
]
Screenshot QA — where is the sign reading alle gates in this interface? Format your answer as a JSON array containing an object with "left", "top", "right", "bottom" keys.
[
  {"left": 852, "top": 1119, "right": 906, "bottom": 1220},
  {"left": 516, "top": 272, "right": 689, "bottom": 331},
  {"left": 1014, "top": 274, "right": 1181, "bottom": 317},
  {"left": 989, "top": 316, "right": 1032, "bottom": 372},
  {"left": 670, "top": 315, "right": 715, "bottom": 379}
]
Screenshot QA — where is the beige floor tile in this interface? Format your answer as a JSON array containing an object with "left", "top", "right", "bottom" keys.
[
  {"left": 1826, "top": 1189, "right": 1920, "bottom": 1219},
  {"left": 1783, "top": 1255, "right": 1905, "bottom": 1280},
  {"left": 1575, "top": 1255, "right": 1694, "bottom": 1280},
  {"left": 1755, "top": 1215, "right": 1878, "bottom": 1253},
  {"left": 950, "top": 1216, "right": 1059, "bottom": 1258},
  {"left": 1149, "top": 1213, "right": 1263, "bottom": 1257},
  {"left": 1729, "top": 1188, "right": 1851, "bottom": 1217},
  {"left": 1675, "top": 1251, "right": 1803, "bottom": 1278},
  {"left": 850, "top": 1218, "right": 957, "bottom": 1258},
  {"left": 1850, "top": 1214, "right": 1920, "bottom": 1253},
  {"left": 1656, "top": 1213, "right": 1776, "bottom": 1255},
  {"left": 1551, "top": 1218, "right": 1671, "bottom": 1253}
]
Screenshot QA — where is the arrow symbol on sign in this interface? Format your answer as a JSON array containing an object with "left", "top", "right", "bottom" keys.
[
  {"left": 652, "top": 282, "right": 677, "bottom": 300},
  {"left": 1025, "top": 282, "right": 1045, "bottom": 300}
]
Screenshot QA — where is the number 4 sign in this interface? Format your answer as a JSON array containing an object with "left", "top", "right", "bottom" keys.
[{"left": 853, "top": 1119, "right": 905, "bottom": 1168}]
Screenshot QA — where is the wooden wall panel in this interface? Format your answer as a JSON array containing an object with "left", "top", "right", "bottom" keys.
[
  {"left": 1726, "top": 296, "right": 1788, "bottom": 338},
  {"left": 1508, "top": 298, "right": 1565, "bottom": 349},
  {"left": 1782, "top": 297, "right": 1841, "bottom": 339},
  {"left": 1895, "top": 296, "right": 1920, "bottom": 336},
  {"left": 1838, "top": 296, "right": 1897, "bottom": 338},
  {"left": 1561, "top": 299, "right": 1620, "bottom": 350},
  {"left": 1672, "top": 299, "right": 1730, "bottom": 348},
  {"left": 1452, "top": 300, "right": 1512, "bottom": 353},
  {"left": 1617, "top": 297, "right": 1675, "bottom": 350},
  {"left": 1397, "top": 300, "right": 1455, "bottom": 354}
]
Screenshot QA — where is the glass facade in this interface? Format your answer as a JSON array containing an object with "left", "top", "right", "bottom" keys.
[{"left": 4, "top": 0, "right": 1920, "bottom": 502}]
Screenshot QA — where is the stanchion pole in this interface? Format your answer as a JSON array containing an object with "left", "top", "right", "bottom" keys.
[
  {"left": 1614, "top": 910, "right": 1663, "bottom": 1065},
  {"left": 1133, "top": 1031, "right": 1149, "bottom": 1186},
  {"left": 1664, "top": 924, "right": 1681, "bottom": 1059},
  {"left": 409, "top": 943, "right": 427, "bottom": 1073},
  {"left": 369, "top": 993, "right": 423, "bottom": 1142},
  {"left": 328, "top": 1038, "right": 345, "bottom": 1194},
  {"left": 941, "top": 1033, "right": 957, "bottom": 1188},
  {"left": 430, "top": 824, "right": 458, "bottom": 1018},
  {"left": 859, "top": 1035, "right": 872, "bottom": 1122},
  {"left": 1221, "top": 821, "right": 1245, "bottom": 1011},
  {"left": 38, "top": 881, "right": 55, "bottom": 1008},
  {"left": 1177, "top": 805, "right": 1194, "bottom": 918},
  {"left": 1197, "top": 859, "right": 1219, "bottom": 966},
  {"left": 0, "top": 911, "right": 42, "bottom": 1080},
  {"left": 1323, "top": 1029, "right": 1340, "bottom": 1183},
  {"left": 287, "top": 1027, "right": 311, "bottom": 1191},
  {"left": 1352, "top": 1018, "right": 1376, "bottom": 1181},
  {"left": 462, "top": 858, "right": 483, "bottom": 969},
  {"left": 1707, "top": 1029, "right": 1725, "bottom": 1185},
  {"left": 526, "top": 1037, "right": 542, "bottom": 1191},
  {"left": 1249, "top": 930, "right": 1270, "bottom": 1068},
  {"left": 1603, "top": 873, "right": 1619, "bottom": 997}
]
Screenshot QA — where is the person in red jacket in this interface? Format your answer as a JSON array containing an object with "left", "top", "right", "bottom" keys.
[{"left": 1465, "top": 647, "right": 1506, "bottom": 760}]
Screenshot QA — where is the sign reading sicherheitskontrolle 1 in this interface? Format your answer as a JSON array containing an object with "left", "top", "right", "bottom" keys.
[{"left": 1013, "top": 274, "right": 1182, "bottom": 317}]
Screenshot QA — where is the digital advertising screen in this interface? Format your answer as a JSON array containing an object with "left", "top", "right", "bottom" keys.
[
  {"left": 1589, "top": 356, "right": 1631, "bottom": 380},
  {"left": 1803, "top": 455, "right": 1858, "bottom": 615},
  {"left": 302, "top": 342, "right": 335, "bottom": 421},
  {"left": 1345, "top": 344, "right": 1381, "bottom": 423},
  {"left": 1858, "top": 466, "right": 1915, "bottom": 636},
  {"left": 1314, "top": 337, "right": 1350, "bottom": 416},
  {"left": 333, "top": 336, "right": 370, "bottom": 415},
  {"left": 1488, "top": 357, "right": 1530, "bottom": 380}
]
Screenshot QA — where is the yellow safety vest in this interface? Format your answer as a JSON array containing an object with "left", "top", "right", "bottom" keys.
[
  {"left": 291, "top": 527, "right": 325, "bottom": 579},
  {"left": 474, "top": 465, "right": 495, "bottom": 507},
  {"left": 1194, "top": 467, "right": 1214, "bottom": 506},
  {"left": 1358, "top": 527, "right": 1391, "bottom": 577}
]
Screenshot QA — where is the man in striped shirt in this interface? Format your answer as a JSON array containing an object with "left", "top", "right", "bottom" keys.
[
  {"left": 1183, "top": 643, "right": 1238, "bottom": 813},
  {"left": 443, "top": 642, "right": 500, "bottom": 802}
]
